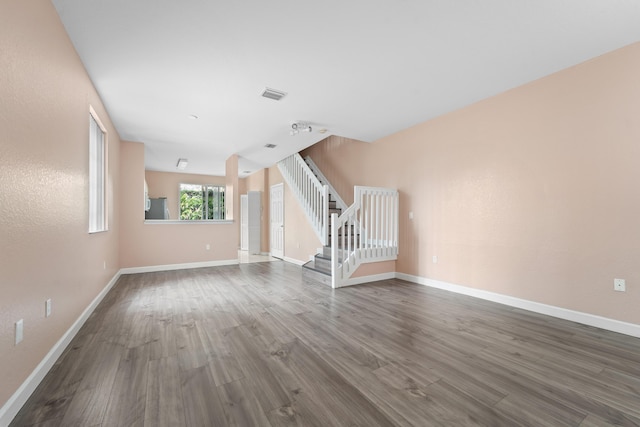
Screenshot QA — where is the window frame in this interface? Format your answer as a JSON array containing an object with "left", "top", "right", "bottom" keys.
[
  {"left": 88, "top": 106, "right": 108, "bottom": 233},
  {"left": 179, "top": 183, "right": 225, "bottom": 221}
]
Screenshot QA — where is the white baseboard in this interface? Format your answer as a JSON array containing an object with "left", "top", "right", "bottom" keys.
[
  {"left": 283, "top": 256, "right": 307, "bottom": 266},
  {"left": 339, "top": 272, "right": 397, "bottom": 288},
  {"left": 120, "top": 259, "right": 239, "bottom": 274},
  {"left": 0, "top": 271, "right": 122, "bottom": 427},
  {"left": 395, "top": 273, "right": 640, "bottom": 339}
]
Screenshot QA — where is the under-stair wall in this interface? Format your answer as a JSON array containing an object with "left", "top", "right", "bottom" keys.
[{"left": 278, "top": 151, "right": 399, "bottom": 288}]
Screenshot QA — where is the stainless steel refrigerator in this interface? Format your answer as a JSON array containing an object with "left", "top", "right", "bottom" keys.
[{"left": 145, "top": 198, "right": 169, "bottom": 219}]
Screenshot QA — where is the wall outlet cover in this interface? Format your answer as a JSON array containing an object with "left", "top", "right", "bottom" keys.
[{"left": 614, "top": 278, "right": 626, "bottom": 292}]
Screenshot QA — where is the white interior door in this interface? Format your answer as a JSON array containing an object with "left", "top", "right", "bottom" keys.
[
  {"left": 270, "top": 183, "right": 284, "bottom": 259},
  {"left": 240, "top": 194, "right": 248, "bottom": 251}
]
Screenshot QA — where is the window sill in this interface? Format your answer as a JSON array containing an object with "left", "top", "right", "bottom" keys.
[{"left": 144, "top": 220, "right": 233, "bottom": 225}]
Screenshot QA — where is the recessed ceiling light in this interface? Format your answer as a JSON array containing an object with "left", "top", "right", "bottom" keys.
[
  {"left": 264, "top": 144, "right": 277, "bottom": 149},
  {"left": 318, "top": 128, "right": 328, "bottom": 134}
]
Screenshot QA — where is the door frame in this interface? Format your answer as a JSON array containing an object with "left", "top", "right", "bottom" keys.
[{"left": 270, "top": 183, "right": 284, "bottom": 259}]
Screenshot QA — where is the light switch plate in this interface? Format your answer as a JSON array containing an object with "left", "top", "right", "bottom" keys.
[{"left": 15, "top": 319, "right": 24, "bottom": 345}]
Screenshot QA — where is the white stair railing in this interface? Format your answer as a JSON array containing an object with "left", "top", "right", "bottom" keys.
[
  {"left": 303, "top": 156, "right": 348, "bottom": 212},
  {"left": 331, "top": 186, "right": 399, "bottom": 288},
  {"left": 277, "top": 154, "right": 329, "bottom": 246}
]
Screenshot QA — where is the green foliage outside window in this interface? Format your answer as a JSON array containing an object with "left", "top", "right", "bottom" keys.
[{"left": 179, "top": 184, "right": 225, "bottom": 220}]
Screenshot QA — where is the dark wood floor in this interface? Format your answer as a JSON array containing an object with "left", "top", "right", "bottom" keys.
[{"left": 11, "top": 262, "right": 640, "bottom": 426}]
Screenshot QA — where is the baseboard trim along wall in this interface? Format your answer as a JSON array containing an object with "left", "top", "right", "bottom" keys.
[
  {"left": 339, "top": 272, "right": 397, "bottom": 288},
  {"left": 395, "top": 272, "right": 640, "bottom": 339},
  {"left": 283, "top": 256, "right": 307, "bottom": 266},
  {"left": 5, "top": 265, "right": 638, "bottom": 425},
  {"left": 119, "top": 259, "right": 239, "bottom": 274},
  {"left": 1, "top": 258, "right": 241, "bottom": 425},
  {"left": 0, "top": 271, "right": 123, "bottom": 427}
]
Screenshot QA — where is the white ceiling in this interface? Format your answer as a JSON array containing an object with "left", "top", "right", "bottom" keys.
[{"left": 52, "top": 0, "right": 640, "bottom": 177}]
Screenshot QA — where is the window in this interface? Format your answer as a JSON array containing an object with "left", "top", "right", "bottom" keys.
[
  {"left": 89, "top": 107, "right": 107, "bottom": 232},
  {"left": 179, "top": 184, "right": 225, "bottom": 220}
]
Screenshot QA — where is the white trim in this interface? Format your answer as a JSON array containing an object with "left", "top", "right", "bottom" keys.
[
  {"left": 338, "top": 272, "right": 396, "bottom": 288},
  {"left": 120, "top": 259, "right": 239, "bottom": 274},
  {"left": 396, "top": 273, "right": 640, "bottom": 339},
  {"left": 283, "top": 256, "right": 306, "bottom": 266},
  {"left": 144, "top": 220, "right": 233, "bottom": 225},
  {"left": 0, "top": 271, "right": 122, "bottom": 426}
]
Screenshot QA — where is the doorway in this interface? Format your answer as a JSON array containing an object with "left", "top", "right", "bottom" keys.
[{"left": 270, "top": 183, "right": 284, "bottom": 259}]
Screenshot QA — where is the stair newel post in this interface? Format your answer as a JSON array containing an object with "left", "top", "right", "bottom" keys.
[{"left": 331, "top": 213, "right": 338, "bottom": 288}]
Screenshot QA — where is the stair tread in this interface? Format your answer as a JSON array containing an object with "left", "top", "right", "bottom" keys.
[{"left": 302, "top": 260, "right": 331, "bottom": 275}]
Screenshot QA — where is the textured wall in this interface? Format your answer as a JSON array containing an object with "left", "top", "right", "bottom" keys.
[
  {"left": 119, "top": 142, "right": 238, "bottom": 268},
  {"left": 267, "top": 166, "right": 321, "bottom": 264},
  {"left": 0, "top": 0, "right": 121, "bottom": 408},
  {"left": 145, "top": 170, "right": 226, "bottom": 220},
  {"left": 303, "top": 43, "right": 640, "bottom": 325}
]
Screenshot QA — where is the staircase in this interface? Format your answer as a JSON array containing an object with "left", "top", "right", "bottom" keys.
[
  {"left": 278, "top": 153, "right": 398, "bottom": 288},
  {"left": 299, "top": 156, "right": 348, "bottom": 286}
]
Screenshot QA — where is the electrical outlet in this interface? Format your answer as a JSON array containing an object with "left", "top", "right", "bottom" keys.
[
  {"left": 46, "top": 298, "right": 52, "bottom": 317},
  {"left": 15, "top": 319, "right": 24, "bottom": 345},
  {"left": 205, "top": 244, "right": 210, "bottom": 250},
  {"left": 103, "top": 261, "right": 106, "bottom": 270},
  {"left": 614, "top": 278, "right": 626, "bottom": 292},
  {"left": 409, "top": 211, "right": 414, "bottom": 220},
  {"left": 432, "top": 255, "right": 438, "bottom": 264}
]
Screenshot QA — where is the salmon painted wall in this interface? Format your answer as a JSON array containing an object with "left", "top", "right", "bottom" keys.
[
  {"left": 268, "top": 166, "right": 321, "bottom": 263},
  {"left": 119, "top": 142, "right": 237, "bottom": 268},
  {"left": 145, "top": 170, "right": 226, "bottom": 220},
  {"left": 303, "top": 43, "right": 640, "bottom": 325},
  {"left": 0, "top": 1, "right": 121, "bottom": 408}
]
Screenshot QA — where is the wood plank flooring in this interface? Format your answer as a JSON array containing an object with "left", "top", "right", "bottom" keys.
[{"left": 10, "top": 262, "right": 640, "bottom": 426}]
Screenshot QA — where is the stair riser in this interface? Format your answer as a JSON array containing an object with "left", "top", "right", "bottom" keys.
[
  {"left": 313, "top": 256, "right": 331, "bottom": 271},
  {"left": 302, "top": 266, "right": 332, "bottom": 287},
  {"left": 322, "top": 246, "right": 349, "bottom": 258}
]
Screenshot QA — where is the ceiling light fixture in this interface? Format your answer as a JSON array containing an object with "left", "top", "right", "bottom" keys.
[
  {"left": 264, "top": 144, "right": 277, "bottom": 149},
  {"left": 290, "top": 122, "right": 312, "bottom": 136},
  {"left": 176, "top": 158, "right": 188, "bottom": 170},
  {"left": 261, "top": 87, "right": 287, "bottom": 101}
]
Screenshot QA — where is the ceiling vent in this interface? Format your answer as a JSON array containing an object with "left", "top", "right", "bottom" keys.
[
  {"left": 261, "top": 88, "right": 287, "bottom": 101},
  {"left": 264, "top": 144, "right": 277, "bottom": 149}
]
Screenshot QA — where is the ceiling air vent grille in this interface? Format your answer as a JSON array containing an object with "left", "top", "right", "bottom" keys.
[
  {"left": 264, "top": 144, "right": 277, "bottom": 149},
  {"left": 261, "top": 88, "right": 287, "bottom": 101}
]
